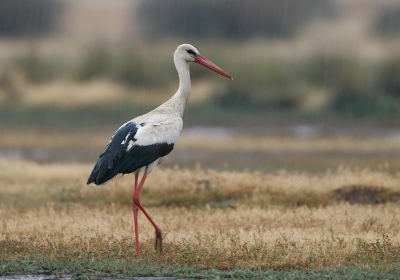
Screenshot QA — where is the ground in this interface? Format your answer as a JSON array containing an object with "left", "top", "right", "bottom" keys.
[{"left": 1, "top": 135, "right": 400, "bottom": 278}]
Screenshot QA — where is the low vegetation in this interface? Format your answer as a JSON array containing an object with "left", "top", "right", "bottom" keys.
[
  {"left": 2, "top": 41, "right": 399, "bottom": 122},
  {"left": 0, "top": 0, "right": 61, "bottom": 38},
  {"left": 1, "top": 158, "right": 400, "bottom": 278},
  {"left": 137, "top": 0, "right": 336, "bottom": 40}
]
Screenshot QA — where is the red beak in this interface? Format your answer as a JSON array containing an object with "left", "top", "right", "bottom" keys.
[{"left": 194, "top": 54, "right": 233, "bottom": 80}]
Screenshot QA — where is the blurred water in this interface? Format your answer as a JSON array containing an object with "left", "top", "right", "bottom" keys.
[{"left": 1, "top": 126, "right": 400, "bottom": 173}]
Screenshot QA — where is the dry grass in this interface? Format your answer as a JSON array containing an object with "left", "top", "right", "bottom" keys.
[
  {"left": 0, "top": 73, "right": 223, "bottom": 108},
  {"left": 1, "top": 158, "right": 400, "bottom": 274}
]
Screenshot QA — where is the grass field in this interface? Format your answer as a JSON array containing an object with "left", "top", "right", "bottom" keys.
[{"left": 1, "top": 156, "right": 400, "bottom": 278}]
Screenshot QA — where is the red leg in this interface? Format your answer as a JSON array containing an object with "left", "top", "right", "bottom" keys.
[
  {"left": 132, "top": 173, "right": 140, "bottom": 257},
  {"left": 133, "top": 171, "right": 163, "bottom": 253}
]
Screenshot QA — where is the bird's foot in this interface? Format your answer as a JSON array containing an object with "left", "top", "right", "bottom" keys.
[{"left": 155, "top": 230, "right": 163, "bottom": 253}]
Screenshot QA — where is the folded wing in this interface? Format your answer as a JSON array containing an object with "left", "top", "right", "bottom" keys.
[{"left": 87, "top": 121, "right": 174, "bottom": 186}]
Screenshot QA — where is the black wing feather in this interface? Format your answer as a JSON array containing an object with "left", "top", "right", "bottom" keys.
[
  {"left": 87, "top": 122, "right": 174, "bottom": 185},
  {"left": 87, "top": 122, "right": 138, "bottom": 185}
]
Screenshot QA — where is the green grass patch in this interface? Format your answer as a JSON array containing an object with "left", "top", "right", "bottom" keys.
[{"left": 1, "top": 234, "right": 400, "bottom": 278}]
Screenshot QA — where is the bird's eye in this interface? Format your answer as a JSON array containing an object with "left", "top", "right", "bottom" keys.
[{"left": 186, "top": 49, "right": 196, "bottom": 56}]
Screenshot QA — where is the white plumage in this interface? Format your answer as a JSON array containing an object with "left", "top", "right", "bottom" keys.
[{"left": 87, "top": 43, "right": 232, "bottom": 258}]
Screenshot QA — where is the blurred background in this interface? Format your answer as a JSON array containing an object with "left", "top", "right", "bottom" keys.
[{"left": 1, "top": 0, "right": 400, "bottom": 173}]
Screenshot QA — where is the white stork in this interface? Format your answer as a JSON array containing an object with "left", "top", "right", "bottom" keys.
[{"left": 87, "top": 44, "right": 232, "bottom": 257}]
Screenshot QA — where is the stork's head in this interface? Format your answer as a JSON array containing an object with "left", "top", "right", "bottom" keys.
[{"left": 174, "top": 44, "right": 232, "bottom": 80}]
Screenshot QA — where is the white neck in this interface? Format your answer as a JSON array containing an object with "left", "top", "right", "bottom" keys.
[{"left": 168, "top": 57, "right": 191, "bottom": 118}]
